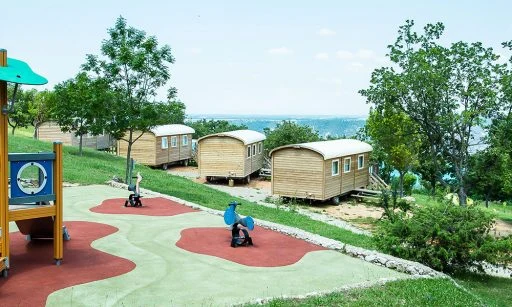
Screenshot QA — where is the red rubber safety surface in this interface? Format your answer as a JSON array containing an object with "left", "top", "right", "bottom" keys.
[
  {"left": 0, "top": 221, "right": 136, "bottom": 307},
  {"left": 176, "top": 227, "right": 326, "bottom": 267},
  {"left": 90, "top": 197, "right": 198, "bottom": 216}
]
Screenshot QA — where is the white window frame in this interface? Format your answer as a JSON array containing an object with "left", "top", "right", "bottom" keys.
[
  {"left": 357, "top": 154, "right": 364, "bottom": 170},
  {"left": 247, "top": 146, "right": 251, "bottom": 158},
  {"left": 331, "top": 159, "right": 340, "bottom": 176},
  {"left": 171, "top": 136, "right": 177, "bottom": 147},
  {"left": 161, "top": 137, "right": 168, "bottom": 149},
  {"left": 344, "top": 157, "right": 351, "bottom": 173},
  {"left": 252, "top": 144, "right": 256, "bottom": 156},
  {"left": 258, "top": 142, "right": 262, "bottom": 154},
  {"left": 182, "top": 135, "right": 188, "bottom": 146}
]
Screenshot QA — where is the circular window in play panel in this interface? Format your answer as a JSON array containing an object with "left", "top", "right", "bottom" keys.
[{"left": 16, "top": 162, "right": 48, "bottom": 195}]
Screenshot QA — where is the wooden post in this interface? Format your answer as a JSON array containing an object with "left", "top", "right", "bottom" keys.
[
  {"left": 53, "top": 142, "right": 63, "bottom": 262},
  {"left": 0, "top": 49, "right": 10, "bottom": 267}
]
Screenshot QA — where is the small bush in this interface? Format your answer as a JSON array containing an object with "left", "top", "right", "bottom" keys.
[{"left": 375, "top": 202, "right": 512, "bottom": 273}]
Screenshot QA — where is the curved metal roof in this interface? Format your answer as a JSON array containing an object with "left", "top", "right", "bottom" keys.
[
  {"left": 0, "top": 57, "right": 48, "bottom": 85},
  {"left": 270, "top": 139, "right": 372, "bottom": 160},
  {"left": 198, "top": 129, "right": 266, "bottom": 145},
  {"left": 150, "top": 124, "right": 195, "bottom": 136}
]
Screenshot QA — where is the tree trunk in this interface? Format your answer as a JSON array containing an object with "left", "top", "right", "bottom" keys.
[
  {"left": 458, "top": 185, "right": 467, "bottom": 207},
  {"left": 79, "top": 134, "right": 83, "bottom": 156},
  {"left": 11, "top": 125, "right": 16, "bottom": 135},
  {"left": 125, "top": 130, "right": 134, "bottom": 183},
  {"left": 399, "top": 171, "right": 404, "bottom": 197},
  {"left": 33, "top": 122, "right": 39, "bottom": 139},
  {"left": 485, "top": 193, "right": 489, "bottom": 208}
]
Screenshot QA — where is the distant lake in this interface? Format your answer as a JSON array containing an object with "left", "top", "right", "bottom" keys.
[{"left": 187, "top": 114, "right": 367, "bottom": 138}]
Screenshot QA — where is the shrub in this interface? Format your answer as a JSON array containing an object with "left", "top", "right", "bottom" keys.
[
  {"left": 375, "top": 202, "right": 512, "bottom": 273},
  {"left": 390, "top": 172, "right": 417, "bottom": 196}
]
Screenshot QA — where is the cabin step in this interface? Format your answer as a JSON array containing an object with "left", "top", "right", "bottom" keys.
[{"left": 351, "top": 194, "right": 380, "bottom": 202}]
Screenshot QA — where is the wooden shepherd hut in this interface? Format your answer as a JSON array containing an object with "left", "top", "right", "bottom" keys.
[
  {"left": 270, "top": 139, "right": 372, "bottom": 203},
  {"left": 37, "top": 121, "right": 115, "bottom": 150},
  {"left": 198, "top": 130, "right": 266, "bottom": 182},
  {"left": 117, "top": 124, "right": 195, "bottom": 168}
]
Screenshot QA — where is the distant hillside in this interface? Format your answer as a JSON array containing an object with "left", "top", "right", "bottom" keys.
[{"left": 188, "top": 114, "right": 367, "bottom": 138}]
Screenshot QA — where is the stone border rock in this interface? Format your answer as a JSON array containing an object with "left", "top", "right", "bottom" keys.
[{"left": 108, "top": 181, "right": 445, "bottom": 278}]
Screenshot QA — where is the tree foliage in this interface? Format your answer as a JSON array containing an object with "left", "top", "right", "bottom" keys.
[
  {"left": 263, "top": 120, "right": 321, "bottom": 154},
  {"left": 7, "top": 85, "right": 37, "bottom": 135},
  {"left": 82, "top": 16, "right": 180, "bottom": 181},
  {"left": 186, "top": 119, "right": 248, "bottom": 139},
  {"left": 366, "top": 105, "right": 421, "bottom": 196},
  {"left": 52, "top": 72, "right": 114, "bottom": 155},
  {"left": 360, "top": 20, "right": 501, "bottom": 205}
]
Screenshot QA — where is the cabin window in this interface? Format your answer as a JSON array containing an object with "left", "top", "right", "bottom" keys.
[
  {"left": 161, "top": 137, "right": 168, "bottom": 149},
  {"left": 358, "top": 155, "right": 364, "bottom": 169},
  {"left": 182, "top": 135, "right": 188, "bottom": 146},
  {"left": 258, "top": 142, "right": 262, "bottom": 154},
  {"left": 332, "top": 160, "right": 340, "bottom": 176},
  {"left": 247, "top": 146, "right": 251, "bottom": 158},
  {"left": 344, "top": 157, "right": 351, "bottom": 173},
  {"left": 252, "top": 144, "right": 256, "bottom": 156},
  {"left": 171, "top": 136, "right": 177, "bottom": 147}
]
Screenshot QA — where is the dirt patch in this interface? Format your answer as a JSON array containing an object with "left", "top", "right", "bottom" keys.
[
  {"left": 307, "top": 202, "right": 383, "bottom": 230},
  {"left": 176, "top": 226, "right": 326, "bottom": 267},
  {"left": 493, "top": 220, "right": 512, "bottom": 237}
]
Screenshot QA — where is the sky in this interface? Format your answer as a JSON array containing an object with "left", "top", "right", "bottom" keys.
[{"left": 2, "top": 1, "right": 512, "bottom": 116}]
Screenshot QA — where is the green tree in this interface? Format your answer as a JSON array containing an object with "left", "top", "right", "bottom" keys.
[
  {"left": 30, "top": 89, "right": 54, "bottom": 139},
  {"left": 366, "top": 105, "right": 420, "bottom": 196},
  {"left": 360, "top": 20, "right": 501, "bottom": 206},
  {"left": 263, "top": 120, "right": 321, "bottom": 154},
  {"left": 186, "top": 119, "right": 248, "bottom": 139},
  {"left": 52, "top": 73, "right": 113, "bottom": 156},
  {"left": 467, "top": 148, "right": 511, "bottom": 207},
  {"left": 82, "top": 16, "right": 178, "bottom": 182},
  {"left": 6, "top": 85, "right": 37, "bottom": 135}
]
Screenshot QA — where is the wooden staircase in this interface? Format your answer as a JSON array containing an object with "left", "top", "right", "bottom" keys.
[{"left": 368, "top": 173, "right": 389, "bottom": 191}]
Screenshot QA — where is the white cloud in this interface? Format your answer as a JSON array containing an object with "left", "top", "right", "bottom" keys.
[
  {"left": 267, "top": 47, "right": 293, "bottom": 55},
  {"left": 317, "top": 28, "right": 336, "bottom": 36},
  {"left": 188, "top": 47, "right": 202, "bottom": 54},
  {"left": 315, "top": 52, "right": 329, "bottom": 60},
  {"left": 316, "top": 77, "right": 343, "bottom": 86},
  {"left": 336, "top": 49, "right": 384, "bottom": 62},
  {"left": 332, "top": 78, "right": 343, "bottom": 86},
  {"left": 336, "top": 50, "right": 354, "bottom": 60},
  {"left": 357, "top": 49, "right": 375, "bottom": 59}
]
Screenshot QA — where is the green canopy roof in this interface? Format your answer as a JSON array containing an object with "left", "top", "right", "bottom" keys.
[{"left": 0, "top": 57, "right": 47, "bottom": 85}]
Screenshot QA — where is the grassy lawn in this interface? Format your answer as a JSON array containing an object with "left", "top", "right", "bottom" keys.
[
  {"left": 8, "top": 133, "right": 512, "bottom": 306},
  {"left": 247, "top": 278, "right": 483, "bottom": 307}
]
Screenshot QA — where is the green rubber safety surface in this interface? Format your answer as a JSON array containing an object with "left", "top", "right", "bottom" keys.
[{"left": 38, "top": 185, "right": 408, "bottom": 306}]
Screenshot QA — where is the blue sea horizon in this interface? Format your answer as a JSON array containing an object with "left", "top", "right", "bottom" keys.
[{"left": 187, "top": 114, "right": 367, "bottom": 138}]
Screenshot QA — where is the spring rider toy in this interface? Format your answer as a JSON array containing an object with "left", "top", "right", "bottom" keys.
[{"left": 224, "top": 201, "right": 254, "bottom": 248}]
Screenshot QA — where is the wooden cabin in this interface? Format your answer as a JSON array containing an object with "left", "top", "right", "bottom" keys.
[
  {"left": 270, "top": 139, "right": 372, "bottom": 203},
  {"left": 117, "top": 124, "right": 195, "bottom": 168},
  {"left": 37, "top": 121, "right": 115, "bottom": 150},
  {"left": 198, "top": 130, "right": 266, "bottom": 182}
]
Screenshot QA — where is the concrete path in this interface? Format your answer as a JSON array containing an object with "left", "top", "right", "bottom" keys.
[{"left": 38, "top": 185, "right": 408, "bottom": 306}]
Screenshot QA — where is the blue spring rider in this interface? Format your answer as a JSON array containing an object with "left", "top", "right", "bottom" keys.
[
  {"left": 224, "top": 201, "right": 254, "bottom": 248},
  {"left": 125, "top": 172, "right": 143, "bottom": 207}
]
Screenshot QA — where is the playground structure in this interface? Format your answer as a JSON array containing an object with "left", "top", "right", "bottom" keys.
[
  {"left": 0, "top": 49, "right": 64, "bottom": 277},
  {"left": 224, "top": 201, "right": 254, "bottom": 247}
]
